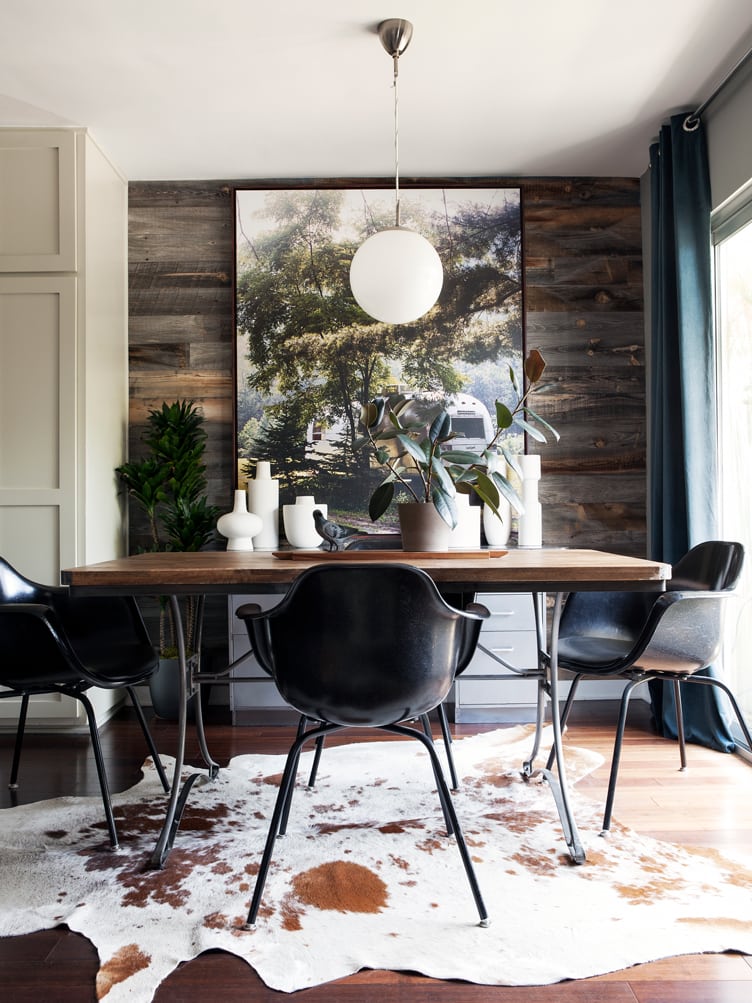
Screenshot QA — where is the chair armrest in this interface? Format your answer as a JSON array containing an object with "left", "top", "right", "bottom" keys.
[
  {"left": 465, "top": 602, "right": 490, "bottom": 621},
  {"left": 235, "top": 602, "right": 263, "bottom": 620}
]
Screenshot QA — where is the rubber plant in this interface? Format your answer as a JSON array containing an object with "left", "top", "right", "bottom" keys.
[{"left": 357, "top": 349, "right": 559, "bottom": 530}]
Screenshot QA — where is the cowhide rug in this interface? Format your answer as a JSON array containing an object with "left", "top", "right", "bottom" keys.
[{"left": 1, "top": 725, "right": 752, "bottom": 1000}]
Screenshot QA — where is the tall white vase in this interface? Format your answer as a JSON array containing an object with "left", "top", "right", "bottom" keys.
[
  {"left": 517, "top": 454, "right": 542, "bottom": 548},
  {"left": 247, "top": 461, "right": 279, "bottom": 550},
  {"left": 217, "top": 490, "right": 263, "bottom": 551}
]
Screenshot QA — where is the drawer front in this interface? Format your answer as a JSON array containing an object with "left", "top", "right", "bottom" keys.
[
  {"left": 474, "top": 592, "right": 535, "bottom": 628},
  {"left": 464, "top": 630, "right": 538, "bottom": 674},
  {"left": 455, "top": 676, "right": 540, "bottom": 708}
]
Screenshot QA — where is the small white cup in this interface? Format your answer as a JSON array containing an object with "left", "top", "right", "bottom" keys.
[{"left": 283, "top": 498, "right": 327, "bottom": 549}]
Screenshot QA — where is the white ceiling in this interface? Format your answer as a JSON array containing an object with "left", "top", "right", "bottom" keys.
[{"left": 1, "top": 0, "right": 751, "bottom": 181}]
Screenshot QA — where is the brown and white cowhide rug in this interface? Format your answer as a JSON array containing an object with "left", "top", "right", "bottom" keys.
[{"left": 2, "top": 725, "right": 752, "bottom": 1000}]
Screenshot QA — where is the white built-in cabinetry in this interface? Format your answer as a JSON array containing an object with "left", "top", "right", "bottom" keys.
[{"left": 0, "top": 128, "right": 128, "bottom": 728}]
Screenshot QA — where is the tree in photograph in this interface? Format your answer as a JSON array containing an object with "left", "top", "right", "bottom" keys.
[{"left": 236, "top": 189, "right": 522, "bottom": 488}]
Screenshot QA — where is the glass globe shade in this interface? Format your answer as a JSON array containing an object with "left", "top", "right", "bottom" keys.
[{"left": 349, "top": 227, "right": 443, "bottom": 324}]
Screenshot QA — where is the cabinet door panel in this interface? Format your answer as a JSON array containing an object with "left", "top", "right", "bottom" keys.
[{"left": 0, "top": 130, "right": 77, "bottom": 272}]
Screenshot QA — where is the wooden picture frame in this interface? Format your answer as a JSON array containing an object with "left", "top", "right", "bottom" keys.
[{"left": 235, "top": 181, "right": 522, "bottom": 531}]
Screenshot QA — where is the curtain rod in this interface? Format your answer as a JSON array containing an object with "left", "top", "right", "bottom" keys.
[{"left": 684, "top": 44, "right": 752, "bottom": 131}]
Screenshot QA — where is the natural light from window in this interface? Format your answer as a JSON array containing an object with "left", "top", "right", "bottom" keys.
[{"left": 716, "top": 215, "right": 752, "bottom": 740}]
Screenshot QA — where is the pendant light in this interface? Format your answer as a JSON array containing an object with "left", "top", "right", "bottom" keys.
[{"left": 349, "top": 18, "right": 443, "bottom": 325}]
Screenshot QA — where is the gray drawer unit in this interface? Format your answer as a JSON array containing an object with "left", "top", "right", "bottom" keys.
[
  {"left": 453, "top": 592, "right": 540, "bottom": 722},
  {"left": 227, "top": 595, "right": 297, "bottom": 724}
]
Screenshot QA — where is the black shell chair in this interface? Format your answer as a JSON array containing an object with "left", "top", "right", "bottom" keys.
[
  {"left": 548, "top": 541, "right": 750, "bottom": 833},
  {"left": 0, "top": 556, "right": 169, "bottom": 848},
  {"left": 236, "top": 562, "right": 490, "bottom": 929}
]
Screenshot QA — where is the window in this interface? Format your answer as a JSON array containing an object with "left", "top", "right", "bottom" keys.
[{"left": 714, "top": 199, "right": 752, "bottom": 745}]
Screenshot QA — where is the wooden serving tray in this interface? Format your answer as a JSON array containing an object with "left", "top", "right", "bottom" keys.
[{"left": 272, "top": 549, "right": 508, "bottom": 561}]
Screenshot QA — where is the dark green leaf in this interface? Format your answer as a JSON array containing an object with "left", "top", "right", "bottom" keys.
[
  {"left": 495, "top": 401, "right": 514, "bottom": 430},
  {"left": 368, "top": 480, "right": 394, "bottom": 521}
]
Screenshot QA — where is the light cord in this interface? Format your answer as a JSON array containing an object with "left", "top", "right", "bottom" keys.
[{"left": 393, "top": 52, "right": 400, "bottom": 227}]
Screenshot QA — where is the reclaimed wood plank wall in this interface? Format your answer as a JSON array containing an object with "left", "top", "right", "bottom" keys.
[{"left": 128, "top": 177, "right": 644, "bottom": 650}]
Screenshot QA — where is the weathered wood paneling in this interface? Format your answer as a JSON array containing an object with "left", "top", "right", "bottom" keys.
[
  {"left": 127, "top": 176, "right": 645, "bottom": 648},
  {"left": 522, "top": 178, "right": 644, "bottom": 550}
]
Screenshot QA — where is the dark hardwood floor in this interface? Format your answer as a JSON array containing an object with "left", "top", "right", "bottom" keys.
[{"left": 2, "top": 702, "right": 752, "bottom": 1002}]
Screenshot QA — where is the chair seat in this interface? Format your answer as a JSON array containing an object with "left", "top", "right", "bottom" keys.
[
  {"left": 72, "top": 643, "right": 158, "bottom": 687},
  {"left": 558, "top": 636, "right": 634, "bottom": 670}
]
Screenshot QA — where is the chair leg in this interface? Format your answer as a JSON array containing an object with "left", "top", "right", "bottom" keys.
[
  {"left": 683, "top": 674, "right": 752, "bottom": 753},
  {"left": 280, "top": 716, "right": 314, "bottom": 835},
  {"left": 78, "top": 691, "right": 119, "bottom": 850},
  {"left": 672, "top": 679, "right": 687, "bottom": 770},
  {"left": 246, "top": 722, "right": 341, "bottom": 929},
  {"left": 545, "top": 674, "right": 582, "bottom": 771},
  {"left": 126, "top": 686, "right": 170, "bottom": 792},
  {"left": 387, "top": 722, "right": 489, "bottom": 927},
  {"left": 307, "top": 722, "right": 325, "bottom": 788},
  {"left": 8, "top": 693, "right": 30, "bottom": 789},
  {"left": 436, "top": 702, "right": 460, "bottom": 791},
  {"left": 420, "top": 715, "right": 455, "bottom": 833},
  {"left": 602, "top": 677, "right": 643, "bottom": 834}
]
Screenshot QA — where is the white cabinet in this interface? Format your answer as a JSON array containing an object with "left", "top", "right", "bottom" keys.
[
  {"left": 228, "top": 595, "right": 297, "bottom": 725},
  {"left": 454, "top": 592, "right": 540, "bottom": 722},
  {"left": 0, "top": 128, "right": 128, "bottom": 728}
]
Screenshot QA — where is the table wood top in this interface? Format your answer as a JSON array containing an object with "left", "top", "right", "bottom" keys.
[{"left": 62, "top": 548, "right": 671, "bottom": 595}]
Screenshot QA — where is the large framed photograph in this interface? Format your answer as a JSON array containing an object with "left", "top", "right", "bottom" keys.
[{"left": 235, "top": 182, "right": 523, "bottom": 532}]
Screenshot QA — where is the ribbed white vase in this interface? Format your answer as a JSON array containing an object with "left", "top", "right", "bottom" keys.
[{"left": 517, "top": 454, "right": 542, "bottom": 548}]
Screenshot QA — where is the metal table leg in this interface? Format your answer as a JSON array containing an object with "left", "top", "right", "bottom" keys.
[
  {"left": 149, "top": 595, "right": 204, "bottom": 869},
  {"left": 525, "top": 591, "right": 585, "bottom": 864}
]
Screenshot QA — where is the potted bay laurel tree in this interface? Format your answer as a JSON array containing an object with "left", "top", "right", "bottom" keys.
[
  {"left": 357, "top": 349, "right": 558, "bottom": 549},
  {"left": 116, "top": 400, "right": 219, "bottom": 718}
]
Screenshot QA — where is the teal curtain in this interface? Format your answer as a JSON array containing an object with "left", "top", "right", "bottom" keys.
[{"left": 648, "top": 112, "right": 734, "bottom": 751}]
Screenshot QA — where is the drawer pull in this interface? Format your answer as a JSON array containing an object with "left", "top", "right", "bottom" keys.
[{"left": 490, "top": 646, "right": 515, "bottom": 654}]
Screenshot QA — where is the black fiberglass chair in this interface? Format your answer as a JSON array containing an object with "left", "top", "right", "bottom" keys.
[
  {"left": 236, "top": 562, "right": 490, "bottom": 929},
  {"left": 548, "top": 541, "right": 750, "bottom": 833},
  {"left": 0, "top": 556, "right": 169, "bottom": 848}
]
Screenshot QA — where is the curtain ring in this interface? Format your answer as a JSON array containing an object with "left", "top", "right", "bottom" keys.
[{"left": 683, "top": 114, "right": 700, "bottom": 132}]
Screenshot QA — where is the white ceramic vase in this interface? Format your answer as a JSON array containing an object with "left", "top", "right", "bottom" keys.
[
  {"left": 247, "top": 460, "right": 279, "bottom": 550},
  {"left": 283, "top": 496, "right": 327, "bottom": 549},
  {"left": 482, "top": 500, "right": 512, "bottom": 546},
  {"left": 449, "top": 493, "right": 481, "bottom": 549},
  {"left": 517, "top": 454, "right": 542, "bottom": 548},
  {"left": 217, "top": 490, "right": 263, "bottom": 551}
]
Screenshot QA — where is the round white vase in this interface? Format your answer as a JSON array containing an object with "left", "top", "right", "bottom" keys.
[
  {"left": 217, "top": 490, "right": 263, "bottom": 551},
  {"left": 482, "top": 500, "right": 512, "bottom": 546}
]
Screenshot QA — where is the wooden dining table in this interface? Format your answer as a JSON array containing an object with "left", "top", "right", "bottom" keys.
[{"left": 63, "top": 547, "right": 671, "bottom": 868}]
